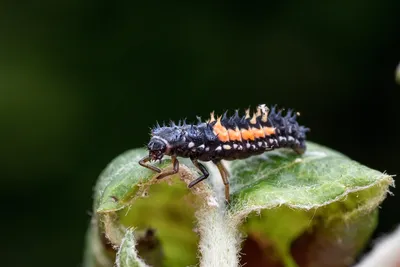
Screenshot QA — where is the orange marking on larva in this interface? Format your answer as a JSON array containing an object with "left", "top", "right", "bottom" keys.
[
  {"left": 263, "top": 127, "right": 276, "bottom": 136},
  {"left": 213, "top": 116, "right": 230, "bottom": 142},
  {"left": 241, "top": 128, "right": 255, "bottom": 141},
  {"left": 217, "top": 132, "right": 230, "bottom": 142},
  {"left": 252, "top": 127, "right": 265, "bottom": 139},
  {"left": 228, "top": 128, "right": 242, "bottom": 141}
]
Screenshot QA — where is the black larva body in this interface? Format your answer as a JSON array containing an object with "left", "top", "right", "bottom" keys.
[{"left": 139, "top": 105, "right": 309, "bottom": 202}]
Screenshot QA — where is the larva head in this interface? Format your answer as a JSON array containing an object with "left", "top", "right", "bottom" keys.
[
  {"left": 147, "top": 125, "right": 185, "bottom": 160},
  {"left": 147, "top": 137, "right": 167, "bottom": 161}
]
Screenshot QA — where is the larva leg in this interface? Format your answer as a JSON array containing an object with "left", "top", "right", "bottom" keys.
[
  {"left": 188, "top": 158, "right": 209, "bottom": 188},
  {"left": 155, "top": 156, "right": 179, "bottom": 180},
  {"left": 213, "top": 160, "right": 230, "bottom": 202},
  {"left": 293, "top": 145, "right": 306, "bottom": 155},
  {"left": 139, "top": 156, "right": 162, "bottom": 173}
]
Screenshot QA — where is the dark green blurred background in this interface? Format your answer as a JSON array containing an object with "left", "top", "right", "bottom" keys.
[{"left": 1, "top": 1, "right": 399, "bottom": 266}]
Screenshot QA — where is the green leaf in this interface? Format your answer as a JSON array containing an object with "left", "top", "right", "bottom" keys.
[
  {"left": 93, "top": 149, "right": 171, "bottom": 213},
  {"left": 229, "top": 142, "right": 392, "bottom": 266},
  {"left": 87, "top": 148, "right": 215, "bottom": 267},
  {"left": 83, "top": 142, "right": 393, "bottom": 267},
  {"left": 229, "top": 142, "right": 390, "bottom": 210},
  {"left": 396, "top": 62, "right": 400, "bottom": 85}
]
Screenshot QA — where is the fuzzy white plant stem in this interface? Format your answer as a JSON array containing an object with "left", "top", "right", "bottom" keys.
[
  {"left": 198, "top": 162, "right": 241, "bottom": 267},
  {"left": 116, "top": 228, "right": 149, "bottom": 267},
  {"left": 354, "top": 225, "right": 400, "bottom": 267}
]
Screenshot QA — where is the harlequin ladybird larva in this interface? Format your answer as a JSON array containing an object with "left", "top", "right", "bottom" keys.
[{"left": 139, "top": 104, "right": 309, "bottom": 202}]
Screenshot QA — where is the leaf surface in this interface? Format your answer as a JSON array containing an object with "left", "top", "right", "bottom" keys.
[{"left": 84, "top": 143, "right": 393, "bottom": 267}]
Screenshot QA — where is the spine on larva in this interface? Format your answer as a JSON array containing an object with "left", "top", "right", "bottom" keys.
[{"left": 267, "top": 106, "right": 309, "bottom": 154}]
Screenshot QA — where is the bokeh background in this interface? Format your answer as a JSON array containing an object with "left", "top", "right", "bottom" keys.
[{"left": 1, "top": 1, "right": 400, "bottom": 266}]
